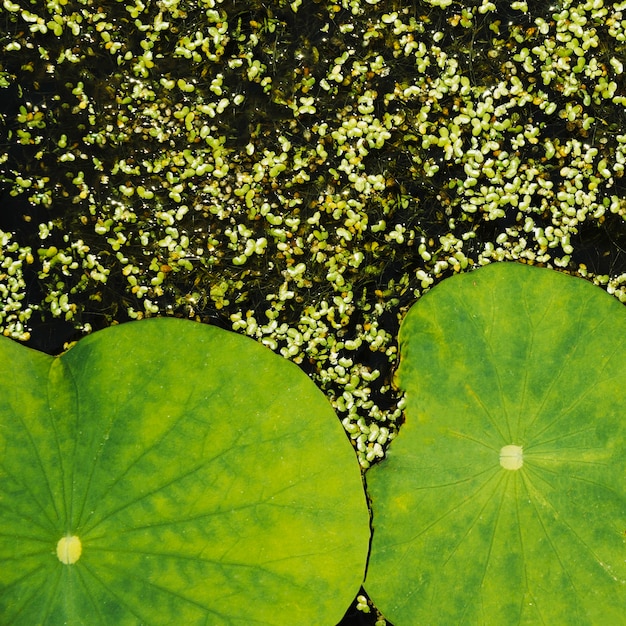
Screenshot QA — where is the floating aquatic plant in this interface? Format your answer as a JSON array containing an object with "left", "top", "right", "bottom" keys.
[
  {"left": 0, "top": 317, "right": 370, "bottom": 625},
  {"left": 1, "top": 4, "right": 626, "bottom": 618},
  {"left": 365, "top": 262, "right": 626, "bottom": 624},
  {"left": 2, "top": 1, "right": 626, "bottom": 476},
  {"left": 0, "top": 230, "right": 35, "bottom": 341}
]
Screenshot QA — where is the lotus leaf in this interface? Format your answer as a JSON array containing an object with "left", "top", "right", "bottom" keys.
[
  {"left": 365, "top": 262, "right": 626, "bottom": 625},
  {"left": 0, "top": 318, "right": 370, "bottom": 625}
]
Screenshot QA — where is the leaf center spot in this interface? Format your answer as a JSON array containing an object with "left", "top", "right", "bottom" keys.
[
  {"left": 499, "top": 445, "right": 523, "bottom": 470},
  {"left": 56, "top": 535, "right": 82, "bottom": 564}
]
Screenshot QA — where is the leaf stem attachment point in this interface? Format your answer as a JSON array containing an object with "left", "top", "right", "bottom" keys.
[
  {"left": 56, "top": 535, "right": 82, "bottom": 565},
  {"left": 499, "top": 445, "right": 523, "bottom": 470}
]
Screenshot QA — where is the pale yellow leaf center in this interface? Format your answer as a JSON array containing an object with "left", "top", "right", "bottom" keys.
[
  {"left": 499, "top": 445, "right": 523, "bottom": 470},
  {"left": 56, "top": 535, "right": 82, "bottom": 564}
]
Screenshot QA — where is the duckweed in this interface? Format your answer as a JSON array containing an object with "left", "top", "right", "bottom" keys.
[
  {"left": 2, "top": 4, "right": 626, "bottom": 623},
  {"left": 0, "top": 230, "right": 34, "bottom": 341},
  {"left": 1, "top": 0, "right": 626, "bottom": 521}
]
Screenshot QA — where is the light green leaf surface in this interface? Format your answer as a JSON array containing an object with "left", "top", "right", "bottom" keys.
[
  {"left": 0, "top": 318, "right": 369, "bottom": 625},
  {"left": 365, "top": 262, "right": 626, "bottom": 625}
]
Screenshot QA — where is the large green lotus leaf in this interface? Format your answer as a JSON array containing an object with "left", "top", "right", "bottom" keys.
[
  {"left": 0, "top": 318, "right": 370, "bottom": 625},
  {"left": 365, "top": 262, "right": 626, "bottom": 625}
]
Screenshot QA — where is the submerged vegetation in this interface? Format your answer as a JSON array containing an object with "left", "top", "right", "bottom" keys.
[{"left": 1, "top": 0, "right": 626, "bottom": 622}]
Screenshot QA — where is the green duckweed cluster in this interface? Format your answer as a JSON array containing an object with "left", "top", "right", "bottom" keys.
[
  {"left": 2, "top": 0, "right": 626, "bottom": 475},
  {"left": 0, "top": 229, "right": 34, "bottom": 338},
  {"left": 2, "top": 0, "right": 626, "bottom": 622}
]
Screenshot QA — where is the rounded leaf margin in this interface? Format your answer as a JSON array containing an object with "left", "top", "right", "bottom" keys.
[
  {"left": 0, "top": 317, "right": 370, "bottom": 625},
  {"left": 365, "top": 263, "right": 626, "bottom": 625}
]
